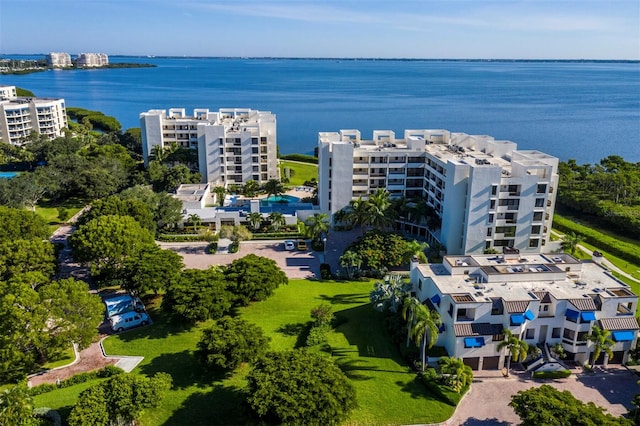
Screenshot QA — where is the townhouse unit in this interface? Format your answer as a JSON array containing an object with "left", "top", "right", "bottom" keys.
[
  {"left": 410, "top": 249, "right": 639, "bottom": 370},
  {"left": 0, "top": 86, "right": 68, "bottom": 145},
  {"left": 46, "top": 52, "right": 72, "bottom": 68},
  {"left": 75, "top": 53, "right": 109, "bottom": 67},
  {"left": 318, "top": 129, "right": 558, "bottom": 255},
  {"left": 140, "top": 108, "right": 279, "bottom": 187}
]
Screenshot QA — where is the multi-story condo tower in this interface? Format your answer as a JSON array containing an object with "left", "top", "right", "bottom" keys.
[
  {"left": 410, "top": 250, "right": 638, "bottom": 370},
  {"left": 318, "top": 129, "right": 558, "bottom": 255},
  {"left": 46, "top": 52, "right": 72, "bottom": 68},
  {"left": 140, "top": 108, "right": 279, "bottom": 187},
  {"left": 75, "top": 53, "right": 109, "bottom": 67},
  {"left": 0, "top": 86, "right": 67, "bottom": 145}
]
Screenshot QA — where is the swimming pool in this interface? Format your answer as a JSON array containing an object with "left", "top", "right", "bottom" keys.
[
  {"left": 0, "top": 172, "right": 18, "bottom": 179},
  {"left": 264, "top": 194, "right": 301, "bottom": 203}
]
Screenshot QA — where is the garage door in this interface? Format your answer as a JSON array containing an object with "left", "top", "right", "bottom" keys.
[
  {"left": 463, "top": 357, "right": 480, "bottom": 370},
  {"left": 482, "top": 356, "right": 500, "bottom": 370},
  {"left": 609, "top": 351, "right": 625, "bottom": 364}
]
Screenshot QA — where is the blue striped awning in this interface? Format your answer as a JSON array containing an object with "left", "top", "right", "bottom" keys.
[
  {"left": 565, "top": 309, "right": 579, "bottom": 320},
  {"left": 524, "top": 309, "right": 535, "bottom": 321},
  {"left": 431, "top": 294, "right": 441, "bottom": 304},
  {"left": 510, "top": 314, "right": 525, "bottom": 325},
  {"left": 580, "top": 311, "right": 596, "bottom": 321},
  {"left": 612, "top": 331, "right": 635, "bottom": 342},
  {"left": 464, "top": 337, "right": 485, "bottom": 348}
]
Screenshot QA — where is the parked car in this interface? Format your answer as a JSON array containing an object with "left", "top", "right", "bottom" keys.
[
  {"left": 110, "top": 311, "right": 150, "bottom": 332},
  {"left": 284, "top": 240, "right": 296, "bottom": 251},
  {"left": 103, "top": 294, "right": 144, "bottom": 319},
  {"left": 297, "top": 240, "right": 308, "bottom": 251}
]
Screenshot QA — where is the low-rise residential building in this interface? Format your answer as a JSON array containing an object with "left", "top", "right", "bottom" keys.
[
  {"left": 75, "top": 53, "right": 109, "bottom": 67},
  {"left": 0, "top": 86, "right": 67, "bottom": 145},
  {"left": 46, "top": 52, "right": 72, "bottom": 68},
  {"left": 410, "top": 249, "right": 639, "bottom": 370},
  {"left": 318, "top": 129, "right": 558, "bottom": 255},
  {"left": 141, "top": 108, "right": 279, "bottom": 187}
]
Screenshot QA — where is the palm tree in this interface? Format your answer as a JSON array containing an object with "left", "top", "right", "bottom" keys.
[
  {"left": 367, "top": 188, "right": 392, "bottom": 230},
  {"left": 338, "top": 197, "right": 370, "bottom": 233},
  {"left": 561, "top": 232, "right": 583, "bottom": 256},
  {"left": 263, "top": 179, "right": 284, "bottom": 200},
  {"left": 268, "top": 211, "right": 285, "bottom": 232},
  {"left": 187, "top": 214, "right": 201, "bottom": 233},
  {"left": 410, "top": 303, "right": 442, "bottom": 371},
  {"left": 212, "top": 186, "right": 226, "bottom": 206},
  {"left": 339, "top": 250, "right": 362, "bottom": 279},
  {"left": 402, "top": 296, "right": 422, "bottom": 348},
  {"left": 497, "top": 329, "right": 528, "bottom": 377},
  {"left": 247, "top": 212, "right": 263, "bottom": 231},
  {"left": 586, "top": 325, "right": 615, "bottom": 369},
  {"left": 438, "top": 357, "right": 473, "bottom": 392},
  {"left": 243, "top": 179, "right": 260, "bottom": 198},
  {"left": 370, "top": 275, "right": 411, "bottom": 314},
  {"left": 305, "top": 213, "right": 329, "bottom": 245}
]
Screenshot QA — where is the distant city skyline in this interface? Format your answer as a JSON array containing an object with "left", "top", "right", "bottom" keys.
[{"left": 1, "top": 0, "right": 639, "bottom": 60}]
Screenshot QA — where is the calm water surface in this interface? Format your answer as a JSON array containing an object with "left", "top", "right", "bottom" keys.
[{"left": 2, "top": 57, "right": 638, "bottom": 163}]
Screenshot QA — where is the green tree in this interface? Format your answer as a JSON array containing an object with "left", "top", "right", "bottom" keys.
[
  {"left": 267, "top": 211, "right": 285, "bottom": 232},
  {"left": 246, "top": 212, "right": 263, "bottom": 231},
  {"left": 78, "top": 195, "right": 156, "bottom": 233},
  {"left": 497, "top": 329, "right": 529, "bottom": 377},
  {"left": 347, "top": 230, "right": 418, "bottom": 272},
  {"left": 246, "top": 350, "right": 357, "bottom": 425},
  {"left": 437, "top": 357, "right": 473, "bottom": 392},
  {"left": 69, "top": 215, "right": 155, "bottom": 282},
  {"left": 243, "top": 179, "right": 260, "bottom": 197},
  {"left": 586, "top": 325, "right": 615, "bottom": 369},
  {"left": 305, "top": 213, "right": 329, "bottom": 244},
  {"left": 225, "top": 254, "right": 288, "bottom": 306},
  {"left": 367, "top": 188, "right": 393, "bottom": 229},
  {"left": 410, "top": 303, "right": 442, "bottom": 371},
  {"left": 370, "top": 275, "right": 411, "bottom": 314},
  {"left": 197, "top": 316, "right": 270, "bottom": 370},
  {"left": 560, "top": 231, "right": 584, "bottom": 256},
  {"left": 310, "top": 303, "right": 334, "bottom": 327},
  {"left": 186, "top": 213, "right": 202, "bottom": 233},
  {"left": 163, "top": 267, "right": 231, "bottom": 322},
  {"left": 335, "top": 196, "right": 369, "bottom": 233},
  {"left": 0, "top": 239, "right": 56, "bottom": 281},
  {"left": 212, "top": 186, "right": 226, "bottom": 206},
  {"left": 0, "top": 207, "right": 49, "bottom": 241},
  {"left": 68, "top": 372, "right": 172, "bottom": 426},
  {"left": 0, "top": 385, "right": 38, "bottom": 426},
  {"left": 118, "top": 185, "right": 183, "bottom": 231},
  {"left": 339, "top": 250, "right": 363, "bottom": 279},
  {"left": 263, "top": 179, "right": 284, "bottom": 200},
  {"left": 510, "top": 385, "right": 628, "bottom": 426},
  {"left": 402, "top": 296, "right": 422, "bottom": 348},
  {"left": 219, "top": 224, "right": 253, "bottom": 248},
  {"left": 121, "top": 246, "right": 183, "bottom": 295}
]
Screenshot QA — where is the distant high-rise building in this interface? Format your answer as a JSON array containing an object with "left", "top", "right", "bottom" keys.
[
  {"left": 140, "top": 108, "right": 279, "bottom": 187},
  {"left": 75, "top": 53, "right": 109, "bottom": 67},
  {"left": 46, "top": 52, "right": 72, "bottom": 68},
  {"left": 0, "top": 86, "right": 67, "bottom": 145}
]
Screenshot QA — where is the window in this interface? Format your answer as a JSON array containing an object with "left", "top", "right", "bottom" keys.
[
  {"left": 531, "top": 225, "right": 541, "bottom": 235},
  {"left": 563, "top": 328, "right": 575, "bottom": 340},
  {"left": 533, "top": 212, "right": 543, "bottom": 221},
  {"left": 552, "top": 328, "right": 561, "bottom": 338},
  {"left": 577, "top": 331, "right": 589, "bottom": 342},
  {"left": 448, "top": 303, "right": 454, "bottom": 318},
  {"left": 491, "top": 185, "right": 497, "bottom": 196},
  {"left": 535, "top": 198, "right": 545, "bottom": 208},
  {"left": 537, "top": 184, "right": 547, "bottom": 193},
  {"left": 529, "top": 239, "right": 540, "bottom": 248},
  {"left": 488, "top": 214, "right": 494, "bottom": 223},
  {"left": 492, "top": 333, "right": 504, "bottom": 342},
  {"left": 525, "top": 328, "right": 535, "bottom": 340},
  {"left": 490, "top": 200, "right": 496, "bottom": 209},
  {"left": 418, "top": 281, "right": 422, "bottom": 292},
  {"left": 491, "top": 298, "right": 503, "bottom": 315},
  {"left": 487, "top": 228, "right": 492, "bottom": 237}
]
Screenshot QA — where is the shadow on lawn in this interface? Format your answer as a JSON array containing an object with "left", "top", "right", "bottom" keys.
[
  {"left": 276, "top": 321, "right": 312, "bottom": 348},
  {"left": 317, "top": 293, "right": 367, "bottom": 305},
  {"left": 138, "top": 350, "right": 217, "bottom": 390},
  {"left": 163, "top": 385, "right": 254, "bottom": 426}
]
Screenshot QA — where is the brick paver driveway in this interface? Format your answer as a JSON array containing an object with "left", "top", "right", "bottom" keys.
[{"left": 449, "top": 367, "right": 638, "bottom": 425}]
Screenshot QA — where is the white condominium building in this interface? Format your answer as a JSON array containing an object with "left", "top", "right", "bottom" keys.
[
  {"left": 0, "top": 86, "right": 67, "bottom": 145},
  {"left": 318, "top": 129, "right": 558, "bottom": 255},
  {"left": 140, "top": 108, "right": 279, "bottom": 186},
  {"left": 410, "top": 250, "right": 638, "bottom": 370},
  {"left": 46, "top": 52, "right": 72, "bottom": 68},
  {"left": 76, "top": 53, "right": 109, "bottom": 67}
]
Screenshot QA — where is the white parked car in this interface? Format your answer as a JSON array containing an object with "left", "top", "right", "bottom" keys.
[
  {"left": 110, "top": 311, "right": 150, "bottom": 332},
  {"left": 284, "top": 240, "right": 296, "bottom": 251}
]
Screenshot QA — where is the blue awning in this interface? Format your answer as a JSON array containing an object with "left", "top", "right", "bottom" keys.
[
  {"left": 524, "top": 309, "right": 535, "bottom": 321},
  {"left": 580, "top": 311, "right": 596, "bottom": 321},
  {"left": 565, "top": 309, "right": 579, "bottom": 320},
  {"left": 431, "top": 294, "right": 441, "bottom": 304},
  {"left": 510, "top": 314, "right": 525, "bottom": 325},
  {"left": 612, "top": 331, "right": 635, "bottom": 342},
  {"left": 464, "top": 337, "right": 485, "bottom": 348}
]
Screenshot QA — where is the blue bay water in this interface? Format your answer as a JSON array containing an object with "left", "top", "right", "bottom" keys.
[{"left": 1, "top": 57, "right": 639, "bottom": 163}]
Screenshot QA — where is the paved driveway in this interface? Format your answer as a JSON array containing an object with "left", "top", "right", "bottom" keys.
[{"left": 448, "top": 367, "right": 638, "bottom": 425}]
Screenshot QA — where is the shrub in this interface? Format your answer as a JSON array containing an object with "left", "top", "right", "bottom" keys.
[
  {"left": 319, "top": 263, "right": 333, "bottom": 280},
  {"left": 228, "top": 241, "right": 239, "bottom": 253},
  {"left": 306, "top": 325, "right": 329, "bottom": 347},
  {"left": 532, "top": 369, "right": 572, "bottom": 379}
]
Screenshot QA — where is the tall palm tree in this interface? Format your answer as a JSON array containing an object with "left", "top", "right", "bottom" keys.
[
  {"left": 497, "top": 329, "right": 528, "bottom": 377},
  {"left": 438, "top": 356, "right": 473, "bottom": 392},
  {"left": 212, "top": 186, "right": 226, "bottom": 206},
  {"left": 370, "top": 275, "right": 411, "bottom": 314},
  {"left": 339, "top": 250, "right": 362, "bottom": 279},
  {"left": 187, "top": 214, "right": 201, "bottom": 233},
  {"left": 367, "top": 188, "right": 392, "bottom": 230},
  {"left": 263, "top": 179, "right": 284, "bottom": 200},
  {"left": 561, "top": 232, "right": 583, "bottom": 256},
  {"left": 268, "top": 211, "right": 285, "bottom": 232},
  {"left": 305, "top": 213, "right": 329, "bottom": 244},
  {"left": 586, "top": 325, "right": 615, "bottom": 369},
  {"left": 247, "top": 212, "right": 263, "bottom": 231},
  {"left": 410, "top": 304, "right": 442, "bottom": 371},
  {"left": 402, "top": 296, "right": 422, "bottom": 348}
]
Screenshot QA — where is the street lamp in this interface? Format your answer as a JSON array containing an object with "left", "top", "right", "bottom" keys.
[{"left": 322, "top": 237, "right": 327, "bottom": 264}]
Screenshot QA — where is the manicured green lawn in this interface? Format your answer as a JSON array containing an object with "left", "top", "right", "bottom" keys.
[
  {"left": 38, "top": 280, "right": 453, "bottom": 425},
  {"left": 279, "top": 160, "right": 317, "bottom": 186},
  {"left": 41, "top": 345, "right": 75, "bottom": 370},
  {"left": 35, "top": 198, "right": 85, "bottom": 232}
]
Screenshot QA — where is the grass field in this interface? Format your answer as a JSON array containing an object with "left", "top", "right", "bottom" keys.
[
  {"left": 35, "top": 198, "right": 86, "bottom": 232},
  {"left": 39, "top": 280, "right": 454, "bottom": 425},
  {"left": 279, "top": 160, "right": 318, "bottom": 186}
]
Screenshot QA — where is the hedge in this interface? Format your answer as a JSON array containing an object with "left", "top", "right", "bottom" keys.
[
  {"left": 250, "top": 232, "right": 303, "bottom": 240},
  {"left": 553, "top": 215, "right": 640, "bottom": 266},
  {"left": 532, "top": 369, "right": 572, "bottom": 379},
  {"left": 28, "top": 365, "right": 124, "bottom": 396},
  {"left": 156, "top": 234, "right": 211, "bottom": 242},
  {"left": 419, "top": 373, "right": 468, "bottom": 406}
]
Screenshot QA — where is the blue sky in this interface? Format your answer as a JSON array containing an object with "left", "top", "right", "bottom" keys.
[{"left": 1, "top": 0, "right": 638, "bottom": 59}]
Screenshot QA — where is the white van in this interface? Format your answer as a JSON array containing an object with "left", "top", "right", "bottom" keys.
[{"left": 110, "top": 311, "right": 150, "bottom": 332}]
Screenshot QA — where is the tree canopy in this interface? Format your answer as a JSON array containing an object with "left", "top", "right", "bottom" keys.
[
  {"left": 120, "top": 245, "right": 183, "bottom": 295},
  {"left": 225, "top": 254, "right": 288, "bottom": 306},
  {"left": 246, "top": 350, "right": 357, "bottom": 425},
  {"left": 348, "top": 230, "right": 419, "bottom": 272}
]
